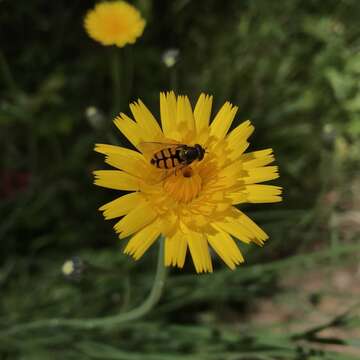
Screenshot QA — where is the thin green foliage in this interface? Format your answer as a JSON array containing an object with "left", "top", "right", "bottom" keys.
[{"left": 1, "top": 0, "right": 360, "bottom": 359}]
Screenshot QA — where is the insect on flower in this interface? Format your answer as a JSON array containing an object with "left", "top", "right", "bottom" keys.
[{"left": 139, "top": 140, "right": 206, "bottom": 172}]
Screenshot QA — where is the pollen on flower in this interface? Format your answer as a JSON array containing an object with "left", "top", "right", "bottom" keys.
[
  {"left": 163, "top": 167, "right": 202, "bottom": 203},
  {"left": 94, "top": 91, "right": 282, "bottom": 273}
]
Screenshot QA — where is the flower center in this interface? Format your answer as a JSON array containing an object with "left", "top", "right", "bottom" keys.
[{"left": 163, "top": 167, "right": 202, "bottom": 203}]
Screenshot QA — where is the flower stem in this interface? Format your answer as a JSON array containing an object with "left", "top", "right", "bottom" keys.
[
  {"left": 100, "top": 235, "right": 167, "bottom": 324},
  {"left": 111, "top": 47, "right": 122, "bottom": 116},
  {"left": 1, "top": 237, "right": 167, "bottom": 336},
  {"left": 124, "top": 46, "right": 134, "bottom": 99}
]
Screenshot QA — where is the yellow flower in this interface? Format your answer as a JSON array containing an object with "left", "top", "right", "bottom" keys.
[
  {"left": 94, "top": 92, "right": 282, "bottom": 273},
  {"left": 84, "top": 1, "right": 145, "bottom": 47}
]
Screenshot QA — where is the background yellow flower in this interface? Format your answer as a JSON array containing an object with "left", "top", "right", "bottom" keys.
[
  {"left": 84, "top": 1, "right": 145, "bottom": 47},
  {"left": 94, "top": 92, "right": 282, "bottom": 273}
]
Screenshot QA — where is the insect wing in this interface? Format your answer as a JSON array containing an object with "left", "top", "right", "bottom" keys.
[{"left": 138, "top": 139, "right": 183, "bottom": 162}]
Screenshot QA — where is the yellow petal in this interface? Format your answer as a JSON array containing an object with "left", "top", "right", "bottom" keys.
[
  {"left": 104, "top": 151, "right": 148, "bottom": 178},
  {"left": 212, "top": 221, "right": 252, "bottom": 244},
  {"left": 226, "top": 120, "right": 254, "bottom": 149},
  {"left": 194, "top": 93, "right": 213, "bottom": 134},
  {"left": 165, "top": 235, "right": 176, "bottom": 267},
  {"left": 124, "top": 222, "right": 160, "bottom": 260},
  {"left": 187, "top": 232, "right": 213, "bottom": 273},
  {"left": 241, "top": 149, "right": 275, "bottom": 169},
  {"left": 218, "top": 160, "right": 279, "bottom": 187},
  {"left": 236, "top": 209, "right": 269, "bottom": 245},
  {"left": 114, "top": 113, "right": 142, "bottom": 147},
  {"left": 160, "top": 92, "right": 177, "bottom": 138},
  {"left": 243, "top": 166, "right": 280, "bottom": 184},
  {"left": 129, "top": 100, "right": 163, "bottom": 140},
  {"left": 217, "top": 160, "right": 243, "bottom": 180},
  {"left": 229, "top": 185, "right": 282, "bottom": 204},
  {"left": 176, "top": 95, "right": 195, "bottom": 134},
  {"left": 165, "top": 231, "right": 188, "bottom": 268},
  {"left": 176, "top": 234, "right": 187, "bottom": 268},
  {"left": 210, "top": 102, "right": 238, "bottom": 140},
  {"left": 114, "top": 203, "right": 157, "bottom": 238},
  {"left": 94, "top": 143, "right": 132, "bottom": 155},
  {"left": 99, "top": 192, "right": 146, "bottom": 220},
  {"left": 93, "top": 170, "right": 140, "bottom": 191},
  {"left": 225, "top": 120, "right": 254, "bottom": 161},
  {"left": 207, "top": 230, "right": 244, "bottom": 269}
]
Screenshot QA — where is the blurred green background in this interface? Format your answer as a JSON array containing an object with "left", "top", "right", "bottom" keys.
[{"left": 1, "top": 0, "right": 360, "bottom": 359}]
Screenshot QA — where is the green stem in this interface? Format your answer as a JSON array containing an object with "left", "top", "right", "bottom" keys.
[
  {"left": 124, "top": 46, "right": 134, "bottom": 99},
  {"left": 111, "top": 47, "right": 122, "bottom": 116},
  {"left": 1, "top": 237, "right": 167, "bottom": 336}
]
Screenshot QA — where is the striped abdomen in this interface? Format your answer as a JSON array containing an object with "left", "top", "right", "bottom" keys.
[{"left": 150, "top": 147, "right": 182, "bottom": 169}]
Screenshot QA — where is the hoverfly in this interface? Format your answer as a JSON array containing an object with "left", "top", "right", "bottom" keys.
[{"left": 138, "top": 140, "right": 206, "bottom": 171}]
